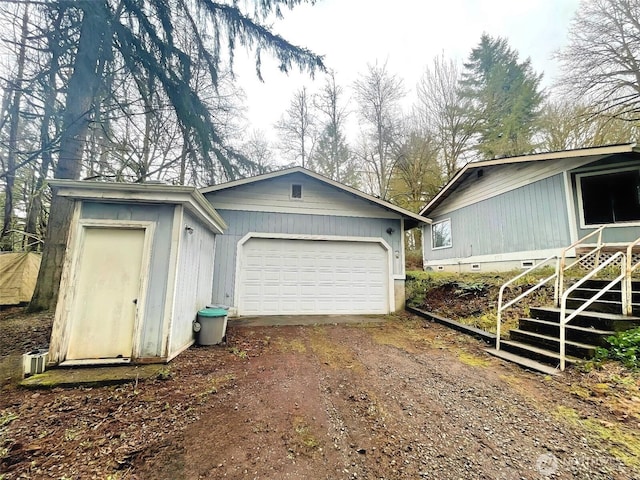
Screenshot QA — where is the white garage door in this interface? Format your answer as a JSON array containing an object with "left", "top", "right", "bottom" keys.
[{"left": 238, "top": 238, "right": 390, "bottom": 315}]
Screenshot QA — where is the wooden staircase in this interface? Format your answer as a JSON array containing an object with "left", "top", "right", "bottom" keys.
[
  {"left": 486, "top": 227, "right": 640, "bottom": 375},
  {"left": 488, "top": 282, "right": 640, "bottom": 375}
]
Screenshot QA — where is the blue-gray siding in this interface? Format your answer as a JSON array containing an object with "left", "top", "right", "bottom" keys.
[
  {"left": 170, "top": 210, "right": 217, "bottom": 355},
  {"left": 426, "top": 174, "right": 571, "bottom": 260},
  {"left": 80, "top": 202, "right": 174, "bottom": 358},
  {"left": 209, "top": 209, "right": 402, "bottom": 307}
]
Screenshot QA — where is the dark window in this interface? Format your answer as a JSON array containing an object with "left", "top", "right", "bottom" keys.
[
  {"left": 291, "top": 184, "right": 302, "bottom": 199},
  {"left": 580, "top": 170, "right": 640, "bottom": 225}
]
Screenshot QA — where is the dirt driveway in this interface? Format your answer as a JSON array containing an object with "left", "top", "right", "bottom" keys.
[{"left": 1, "top": 312, "right": 639, "bottom": 479}]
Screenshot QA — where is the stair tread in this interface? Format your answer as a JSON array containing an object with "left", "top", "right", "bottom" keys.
[
  {"left": 566, "top": 297, "right": 640, "bottom": 305},
  {"left": 532, "top": 306, "right": 640, "bottom": 321},
  {"left": 509, "top": 329, "right": 600, "bottom": 349},
  {"left": 485, "top": 348, "right": 560, "bottom": 375},
  {"left": 500, "top": 340, "right": 580, "bottom": 362},
  {"left": 519, "top": 318, "right": 615, "bottom": 335},
  {"left": 571, "top": 287, "right": 624, "bottom": 294}
]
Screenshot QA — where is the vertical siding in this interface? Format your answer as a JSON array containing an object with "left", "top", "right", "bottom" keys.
[
  {"left": 204, "top": 173, "right": 400, "bottom": 219},
  {"left": 425, "top": 173, "right": 571, "bottom": 261},
  {"left": 169, "top": 211, "right": 217, "bottom": 356},
  {"left": 80, "top": 202, "right": 174, "bottom": 358},
  {"left": 210, "top": 210, "right": 401, "bottom": 307}
]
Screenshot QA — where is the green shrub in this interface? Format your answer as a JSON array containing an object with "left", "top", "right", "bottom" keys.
[{"left": 595, "top": 327, "right": 640, "bottom": 370}]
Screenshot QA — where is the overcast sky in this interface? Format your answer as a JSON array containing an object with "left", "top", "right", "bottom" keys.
[{"left": 233, "top": 0, "right": 582, "bottom": 140}]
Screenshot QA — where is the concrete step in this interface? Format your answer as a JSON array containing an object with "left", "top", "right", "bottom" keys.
[
  {"left": 509, "top": 329, "right": 598, "bottom": 358},
  {"left": 499, "top": 339, "right": 580, "bottom": 367},
  {"left": 517, "top": 318, "right": 614, "bottom": 347},
  {"left": 485, "top": 348, "right": 560, "bottom": 376}
]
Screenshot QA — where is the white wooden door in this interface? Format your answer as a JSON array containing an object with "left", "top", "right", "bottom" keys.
[
  {"left": 66, "top": 227, "right": 146, "bottom": 361},
  {"left": 238, "top": 238, "right": 389, "bottom": 315}
]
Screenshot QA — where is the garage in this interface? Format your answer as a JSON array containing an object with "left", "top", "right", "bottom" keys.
[
  {"left": 237, "top": 237, "right": 390, "bottom": 315},
  {"left": 202, "top": 168, "right": 430, "bottom": 317}
]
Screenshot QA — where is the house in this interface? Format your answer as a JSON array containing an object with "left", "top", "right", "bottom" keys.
[
  {"left": 46, "top": 168, "right": 429, "bottom": 366},
  {"left": 47, "top": 181, "right": 226, "bottom": 365},
  {"left": 201, "top": 167, "right": 429, "bottom": 316},
  {"left": 420, "top": 143, "right": 640, "bottom": 272}
]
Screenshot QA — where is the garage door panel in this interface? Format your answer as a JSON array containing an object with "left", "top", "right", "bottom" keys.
[{"left": 238, "top": 238, "right": 389, "bottom": 315}]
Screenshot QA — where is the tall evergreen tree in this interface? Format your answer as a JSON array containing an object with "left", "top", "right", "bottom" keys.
[
  {"left": 461, "top": 34, "right": 544, "bottom": 159},
  {"left": 29, "top": 0, "right": 325, "bottom": 311}
]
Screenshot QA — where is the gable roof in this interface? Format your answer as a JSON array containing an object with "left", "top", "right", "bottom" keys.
[
  {"left": 420, "top": 142, "right": 640, "bottom": 216},
  {"left": 200, "top": 167, "right": 431, "bottom": 228}
]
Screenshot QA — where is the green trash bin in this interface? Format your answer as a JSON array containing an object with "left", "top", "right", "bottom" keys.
[{"left": 194, "top": 308, "right": 228, "bottom": 345}]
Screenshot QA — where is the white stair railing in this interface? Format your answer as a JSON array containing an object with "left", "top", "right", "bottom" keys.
[
  {"left": 624, "top": 236, "right": 640, "bottom": 316},
  {"left": 496, "top": 256, "right": 559, "bottom": 351},
  {"left": 555, "top": 226, "right": 606, "bottom": 306},
  {"left": 559, "top": 252, "right": 626, "bottom": 371}
]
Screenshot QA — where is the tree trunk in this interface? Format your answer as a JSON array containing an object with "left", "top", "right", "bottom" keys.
[
  {"left": 1, "top": 8, "right": 29, "bottom": 250},
  {"left": 28, "top": 6, "right": 107, "bottom": 312},
  {"left": 24, "top": 12, "right": 62, "bottom": 252}
]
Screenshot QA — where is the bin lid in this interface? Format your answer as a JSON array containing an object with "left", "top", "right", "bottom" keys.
[{"left": 198, "top": 307, "right": 228, "bottom": 317}]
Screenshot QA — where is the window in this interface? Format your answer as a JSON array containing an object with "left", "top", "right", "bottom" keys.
[
  {"left": 291, "top": 184, "right": 303, "bottom": 200},
  {"left": 431, "top": 219, "right": 452, "bottom": 249},
  {"left": 579, "top": 169, "right": 640, "bottom": 226}
]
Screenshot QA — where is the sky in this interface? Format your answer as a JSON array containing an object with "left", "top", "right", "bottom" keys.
[{"left": 233, "top": 0, "right": 582, "bottom": 141}]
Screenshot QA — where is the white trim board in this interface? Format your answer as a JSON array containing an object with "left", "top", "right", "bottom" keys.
[
  {"left": 49, "top": 180, "right": 227, "bottom": 234},
  {"left": 424, "top": 247, "right": 575, "bottom": 267}
]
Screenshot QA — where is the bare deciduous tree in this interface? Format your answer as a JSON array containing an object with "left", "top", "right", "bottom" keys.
[
  {"left": 309, "top": 72, "right": 358, "bottom": 186},
  {"left": 353, "top": 61, "right": 405, "bottom": 200},
  {"left": 537, "top": 99, "right": 640, "bottom": 151},
  {"left": 276, "top": 86, "right": 316, "bottom": 168},
  {"left": 557, "top": 0, "right": 640, "bottom": 120},
  {"left": 415, "top": 54, "right": 474, "bottom": 180}
]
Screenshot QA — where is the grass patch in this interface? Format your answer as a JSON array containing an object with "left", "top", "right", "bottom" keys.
[
  {"left": 199, "top": 373, "right": 236, "bottom": 397},
  {"left": 457, "top": 352, "right": 491, "bottom": 368},
  {"left": 273, "top": 338, "right": 307, "bottom": 354},
  {"left": 308, "top": 328, "right": 362, "bottom": 371},
  {"left": 555, "top": 405, "right": 640, "bottom": 470},
  {"left": 293, "top": 417, "right": 320, "bottom": 450},
  {"left": 367, "top": 318, "right": 436, "bottom": 353}
]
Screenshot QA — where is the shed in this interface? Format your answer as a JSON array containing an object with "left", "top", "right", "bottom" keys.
[
  {"left": 419, "top": 143, "right": 640, "bottom": 272},
  {"left": 201, "top": 167, "right": 429, "bottom": 316},
  {"left": 0, "top": 252, "right": 41, "bottom": 305},
  {"left": 47, "top": 181, "right": 226, "bottom": 366}
]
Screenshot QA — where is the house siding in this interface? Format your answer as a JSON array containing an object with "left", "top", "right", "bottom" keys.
[
  {"left": 205, "top": 172, "right": 399, "bottom": 219},
  {"left": 208, "top": 209, "right": 402, "bottom": 308},
  {"left": 169, "top": 210, "right": 217, "bottom": 356},
  {"left": 424, "top": 174, "right": 571, "bottom": 262},
  {"left": 432, "top": 156, "right": 598, "bottom": 216},
  {"left": 80, "top": 201, "right": 174, "bottom": 358}
]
